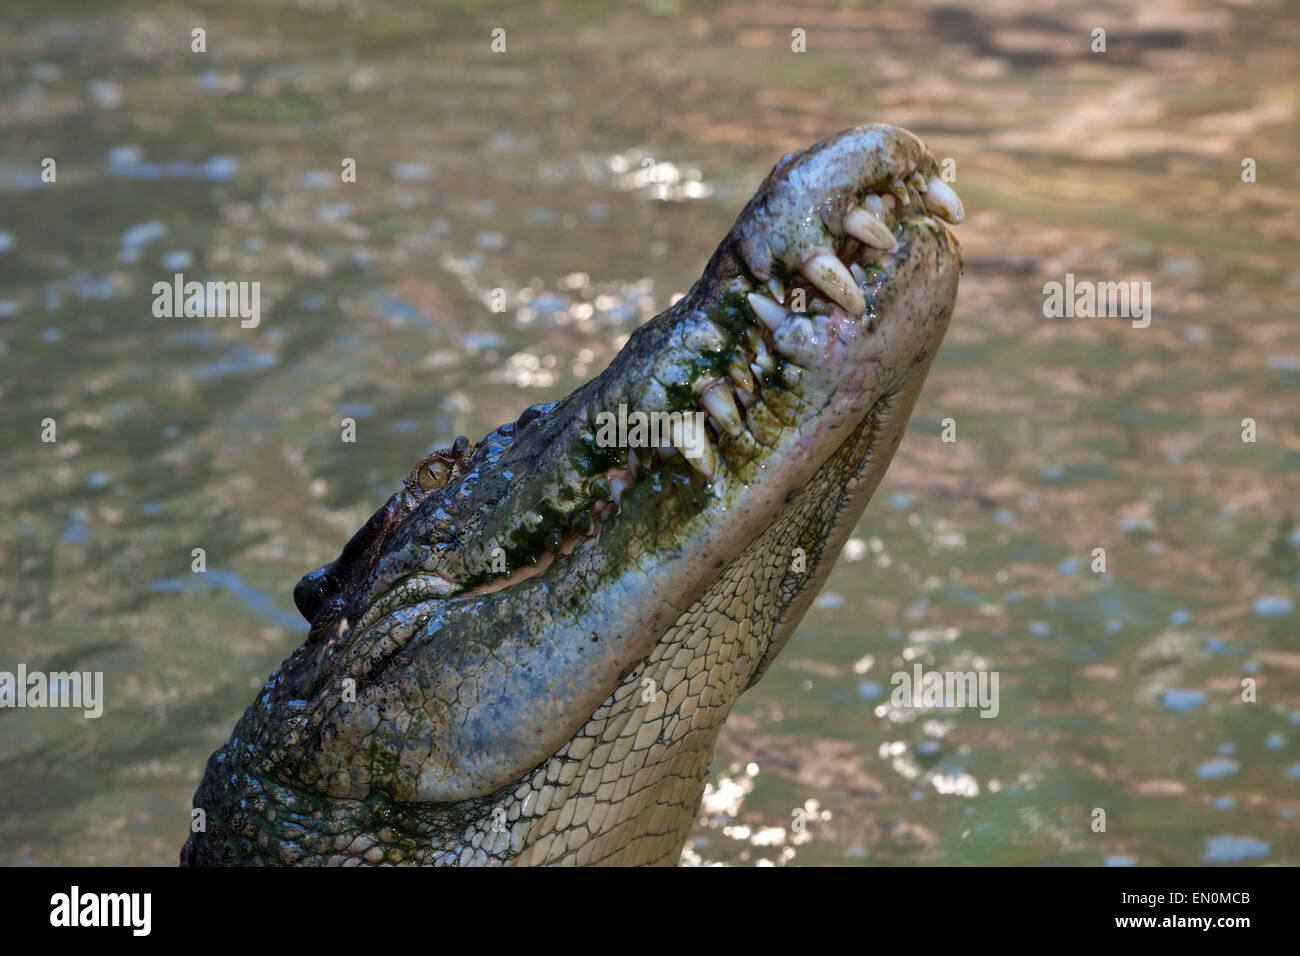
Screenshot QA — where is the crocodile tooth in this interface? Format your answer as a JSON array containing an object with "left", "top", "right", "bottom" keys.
[
  {"left": 691, "top": 374, "right": 725, "bottom": 395},
  {"left": 800, "top": 250, "right": 865, "bottom": 316},
  {"left": 682, "top": 434, "right": 717, "bottom": 480},
  {"left": 671, "top": 418, "right": 716, "bottom": 478},
  {"left": 700, "top": 384, "right": 743, "bottom": 437},
  {"left": 734, "top": 384, "right": 755, "bottom": 407},
  {"left": 626, "top": 447, "right": 639, "bottom": 477},
  {"left": 752, "top": 338, "right": 776, "bottom": 373},
  {"left": 907, "top": 170, "right": 928, "bottom": 194},
  {"left": 747, "top": 292, "right": 789, "bottom": 332},
  {"left": 842, "top": 206, "right": 896, "bottom": 250},
  {"left": 850, "top": 262, "right": 867, "bottom": 286},
  {"left": 861, "top": 193, "right": 894, "bottom": 224},
  {"left": 572, "top": 509, "right": 595, "bottom": 536},
  {"left": 670, "top": 416, "right": 700, "bottom": 458},
  {"left": 888, "top": 177, "right": 910, "bottom": 207},
  {"left": 774, "top": 316, "right": 817, "bottom": 359},
  {"left": 767, "top": 278, "right": 785, "bottom": 304},
  {"left": 781, "top": 365, "right": 802, "bottom": 387},
  {"left": 728, "top": 357, "right": 755, "bottom": 393},
  {"left": 922, "top": 177, "right": 964, "bottom": 224},
  {"left": 609, "top": 474, "right": 631, "bottom": 504}
]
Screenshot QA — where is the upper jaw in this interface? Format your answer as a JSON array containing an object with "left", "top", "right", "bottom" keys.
[
  {"left": 295, "top": 125, "right": 964, "bottom": 630},
  {"left": 296, "top": 126, "right": 964, "bottom": 625}
]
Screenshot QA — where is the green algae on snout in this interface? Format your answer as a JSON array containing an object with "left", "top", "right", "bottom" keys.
[{"left": 569, "top": 433, "right": 626, "bottom": 476}]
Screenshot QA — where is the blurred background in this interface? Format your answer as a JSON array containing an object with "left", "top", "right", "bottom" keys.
[{"left": 0, "top": 0, "right": 1297, "bottom": 866}]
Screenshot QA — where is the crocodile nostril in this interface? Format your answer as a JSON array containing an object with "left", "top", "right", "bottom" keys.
[
  {"left": 293, "top": 566, "right": 337, "bottom": 623},
  {"left": 291, "top": 499, "right": 395, "bottom": 627}
]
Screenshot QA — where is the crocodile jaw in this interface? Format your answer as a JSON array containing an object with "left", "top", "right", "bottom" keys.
[{"left": 184, "top": 125, "right": 963, "bottom": 866}]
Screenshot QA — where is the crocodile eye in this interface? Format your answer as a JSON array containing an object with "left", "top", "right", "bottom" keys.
[{"left": 418, "top": 459, "right": 451, "bottom": 491}]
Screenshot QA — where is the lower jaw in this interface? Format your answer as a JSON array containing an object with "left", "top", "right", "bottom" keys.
[{"left": 188, "top": 384, "right": 910, "bottom": 867}]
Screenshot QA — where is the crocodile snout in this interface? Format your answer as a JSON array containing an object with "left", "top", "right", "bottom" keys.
[{"left": 186, "top": 124, "right": 965, "bottom": 867}]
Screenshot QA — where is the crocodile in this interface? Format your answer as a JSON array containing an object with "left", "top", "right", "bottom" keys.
[{"left": 181, "top": 124, "right": 965, "bottom": 866}]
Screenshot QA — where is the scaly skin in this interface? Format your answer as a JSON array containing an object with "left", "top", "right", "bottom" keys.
[{"left": 182, "top": 124, "right": 965, "bottom": 866}]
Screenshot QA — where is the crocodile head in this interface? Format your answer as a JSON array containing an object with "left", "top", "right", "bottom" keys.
[{"left": 183, "top": 124, "right": 964, "bottom": 866}]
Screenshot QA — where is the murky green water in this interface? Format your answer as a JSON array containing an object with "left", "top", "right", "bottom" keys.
[{"left": 1, "top": 0, "right": 1297, "bottom": 866}]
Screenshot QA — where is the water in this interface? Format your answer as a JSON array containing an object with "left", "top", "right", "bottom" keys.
[{"left": 0, "top": 0, "right": 1297, "bottom": 866}]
